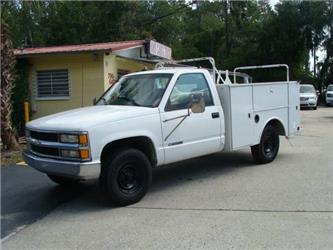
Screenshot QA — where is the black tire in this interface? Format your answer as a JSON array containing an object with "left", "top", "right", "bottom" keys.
[
  {"left": 47, "top": 174, "right": 80, "bottom": 186},
  {"left": 99, "top": 148, "right": 152, "bottom": 206},
  {"left": 314, "top": 106, "right": 317, "bottom": 110},
  {"left": 251, "top": 125, "right": 279, "bottom": 164}
]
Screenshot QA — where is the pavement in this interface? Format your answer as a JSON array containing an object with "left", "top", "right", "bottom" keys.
[
  {"left": 1, "top": 165, "right": 90, "bottom": 239},
  {"left": 1, "top": 107, "right": 333, "bottom": 249}
]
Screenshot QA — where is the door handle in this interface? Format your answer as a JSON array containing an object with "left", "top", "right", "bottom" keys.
[{"left": 211, "top": 112, "right": 219, "bottom": 119}]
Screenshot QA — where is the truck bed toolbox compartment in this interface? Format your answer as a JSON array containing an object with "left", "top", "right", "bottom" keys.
[{"left": 216, "top": 81, "right": 300, "bottom": 151}]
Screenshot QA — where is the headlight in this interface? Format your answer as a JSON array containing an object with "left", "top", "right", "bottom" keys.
[
  {"left": 61, "top": 149, "right": 80, "bottom": 158},
  {"left": 59, "top": 133, "right": 88, "bottom": 144},
  {"left": 60, "top": 149, "right": 90, "bottom": 160},
  {"left": 60, "top": 134, "right": 79, "bottom": 143},
  {"left": 59, "top": 133, "right": 90, "bottom": 160}
]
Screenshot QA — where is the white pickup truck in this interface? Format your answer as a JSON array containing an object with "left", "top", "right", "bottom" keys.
[{"left": 24, "top": 58, "right": 300, "bottom": 206}]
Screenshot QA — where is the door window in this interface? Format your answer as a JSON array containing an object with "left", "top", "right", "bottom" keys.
[{"left": 165, "top": 73, "right": 213, "bottom": 111}]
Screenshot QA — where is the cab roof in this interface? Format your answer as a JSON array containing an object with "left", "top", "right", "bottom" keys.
[{"left": 126, "top": 68, "right": 210, "bottom": 76}]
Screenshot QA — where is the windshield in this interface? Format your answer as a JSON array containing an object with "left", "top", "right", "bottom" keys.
[
  {"left": 300, "top": 85, "right": 315, "bottom": 93},
  {"left": 327, "top": 85, "right": 333, "bottom": 91},
  {"left": 96, "top": 73, "right": 173, "bottom": 107}
]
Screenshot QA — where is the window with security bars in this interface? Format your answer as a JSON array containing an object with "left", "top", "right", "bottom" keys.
[{"left": 36, "top": 69, "right": 69, "bottom": 98}]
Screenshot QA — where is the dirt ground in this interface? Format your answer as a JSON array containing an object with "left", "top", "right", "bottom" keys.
[{"left": 1, "top": 143, "right": 26, "bottom": 166}]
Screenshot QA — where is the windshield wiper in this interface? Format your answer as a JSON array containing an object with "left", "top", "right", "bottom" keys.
[{"left": 117, "top": 96, "right": 140, "bottom": 106}]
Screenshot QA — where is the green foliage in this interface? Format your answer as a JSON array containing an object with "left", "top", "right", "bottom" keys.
[
  {"left": 1, "top": 0, "right": 332, "bottom": 107},
  {"left": 318, "top": 2, "right": 333, "bottom": 87}
]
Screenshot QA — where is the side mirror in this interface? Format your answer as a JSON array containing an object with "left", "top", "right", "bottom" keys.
[{"left": 190, "top": 93, "right": 205, "bottom": 113}]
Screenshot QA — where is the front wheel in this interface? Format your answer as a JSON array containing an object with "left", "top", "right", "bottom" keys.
[
  {"left": 251, "top": 125, "right": 279, "bottom": 164},
  {"left": 99, "top": 148, "right": 152, "bottom": 206}
]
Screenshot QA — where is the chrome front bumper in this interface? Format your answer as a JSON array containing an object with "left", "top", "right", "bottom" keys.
[
  {"left": 23, "top": 151, "right": 100, "bottom": 179},
  {"left": 300, "top": 100, "right": 317, "bottom": 107}
]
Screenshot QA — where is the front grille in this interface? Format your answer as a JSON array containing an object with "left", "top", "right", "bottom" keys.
[
  {"left": 30, "top": 130, "right": 58, "bottom": 142},
  {"left": 327, "top": 93, "right": 333, "bottom": 97},
  {"left": 26, "top": 129, "right": 90, "bottom": 161},
  {"left": 30, "top": 144, "right": 59, "bottom": 157},
  {"left": 300, "top": 97, "right": 309, "bottom": 101},
  {"left": 28, "top": 130, "right": 60, "bottom": 159}
]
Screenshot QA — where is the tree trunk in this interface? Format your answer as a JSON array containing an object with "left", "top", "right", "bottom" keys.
[
  {"left": 224, "top": 0, "right": 230, "bottom": 57},
  {"left": 1, "top": 19, "right": 20, "bottom": 151},
  {"left": 313, "top": 46, "right": 316, "bottom": 77}
]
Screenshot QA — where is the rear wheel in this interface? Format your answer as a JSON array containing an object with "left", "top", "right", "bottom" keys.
[
  {"left": 251, "top": 125, "right": 279, "bottom": 164},
  {"left": 47, "top": 174, "right": 80, "bottom": 186},
  {"left": 99, "top": 148, "right": 152, "bottom": 206}
]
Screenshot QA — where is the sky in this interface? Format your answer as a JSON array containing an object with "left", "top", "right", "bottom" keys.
[{"left": 269, "top": 0, "right": 280, "bottom": 9}]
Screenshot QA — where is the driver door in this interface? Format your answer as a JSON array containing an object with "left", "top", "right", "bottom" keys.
[{"left": 160, "top": 73, "right": 221, "bottom": 164}]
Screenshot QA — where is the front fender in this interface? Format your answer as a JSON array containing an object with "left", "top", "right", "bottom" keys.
[{"left": 89, "top": 114, "right": 164, "bottom": 165}]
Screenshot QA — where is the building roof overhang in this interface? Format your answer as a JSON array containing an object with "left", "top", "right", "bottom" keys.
[{"left": 14, "top": 40, "right": 145, "bottom": 57}]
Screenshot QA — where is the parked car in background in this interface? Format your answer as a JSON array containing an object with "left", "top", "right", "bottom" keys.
[
  {"left": 300, "top": 84, "right": 318, "bottom": 110},
  {"left": 325, "top": 84, "right": 333, "bottom": 106}
]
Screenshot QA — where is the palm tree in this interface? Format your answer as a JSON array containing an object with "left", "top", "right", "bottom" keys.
[{"left": 1, "top": 19, "right": 20, "bottom": 151}]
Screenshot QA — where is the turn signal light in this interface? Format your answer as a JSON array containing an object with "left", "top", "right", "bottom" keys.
[
  {"left": 79, "top": 134, "right": 88, "bottom": 144},
  {"left": 80, "top": 149, "right": 90, "bottom": 159}
]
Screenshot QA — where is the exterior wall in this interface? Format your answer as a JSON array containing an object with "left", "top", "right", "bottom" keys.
[
  {"left": 103, "top": 54, "right": 154, "bottom": 91},
  {"left": 116, "top": 57, "right": 153, "bottom": 73},
  {"left": 28, "top": 53, "right": 104, "bottom": 119},
  {"left": 103, "top": 53, "right": 117, "bottom": 91},
  {"left": 28, "top": 52, "right": 155, "bottom": 119}
]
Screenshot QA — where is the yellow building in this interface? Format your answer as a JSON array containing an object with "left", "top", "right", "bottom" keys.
[{"left": 14, "top": 40, "right": 172, "bottom": 119}]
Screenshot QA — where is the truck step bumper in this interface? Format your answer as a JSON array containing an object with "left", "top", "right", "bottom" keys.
[{"left": 23, "top": 151, "right": 100, "bottom": 179}]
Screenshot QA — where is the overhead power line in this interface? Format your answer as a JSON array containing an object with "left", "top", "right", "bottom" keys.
[{"left": 145, "top": 1, "right": 197, "bottom": 25}]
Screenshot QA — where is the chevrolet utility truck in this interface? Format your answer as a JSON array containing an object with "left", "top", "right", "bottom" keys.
[{"left": 24, "top": 58, "right": 300, "bottom": 206}]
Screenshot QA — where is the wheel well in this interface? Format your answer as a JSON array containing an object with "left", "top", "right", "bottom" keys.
[
  {"left": 266, "top": 119, "right": 286, "bottom": 136},
  {"left": 100, "top": 136, "right": 157, "bottom": 167}
]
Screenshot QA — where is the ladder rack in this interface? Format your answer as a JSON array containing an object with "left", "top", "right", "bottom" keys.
[
  {"left": 154, "top": 57, "right": 288, "bottom": 85},
  {"left": 155, "top": 57, "right": 248, "bottom": 84}
]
